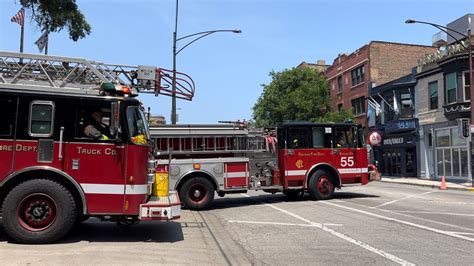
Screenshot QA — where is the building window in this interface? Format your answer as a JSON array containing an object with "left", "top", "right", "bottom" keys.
[
  {"left": 463, "top": 71, "right": 470, "bottom": 102},
  {"left": 351, "top": 97, "right": 365, "bottom": 115},
  {"left": 337, "top": 76, "right": 343, "bottom": 95},
  {"left": 351, "top": 65, "right": 365, "bottom": 86},
  {"left": 338, "top": 103, "right": 343, "bottom": 112},
  {"left": 445, "top": 73, "right": 457, "bottom": 104},
  {"left": 428, "top": 81, "right": 438, "bottom": 110},
  {"left": 400, "top": 93, "right": 413, "bottom": 118}
]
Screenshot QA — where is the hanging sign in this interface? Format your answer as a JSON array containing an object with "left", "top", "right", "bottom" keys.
[{"left": 368, "top": 131, "right": 382, "bottom": 146}]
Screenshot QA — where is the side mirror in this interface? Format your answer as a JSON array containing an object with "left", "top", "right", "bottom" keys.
[{"left": 110, "top": 101, "right": 120, "bottom": 137}]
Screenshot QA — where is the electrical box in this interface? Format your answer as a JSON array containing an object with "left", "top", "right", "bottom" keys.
[{"left": 137, "top": 65, "right": 156, "bottom": 88}]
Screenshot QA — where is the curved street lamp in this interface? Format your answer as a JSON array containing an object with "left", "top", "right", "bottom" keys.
[
  {"left": 171, "top": 0, "right": 241, "bottom": 124},
  {"left": 406, "top": 18, "right": 473, "bottom": 182}
]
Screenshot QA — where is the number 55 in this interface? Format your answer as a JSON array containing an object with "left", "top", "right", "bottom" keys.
[{"left": 341, "top": 156, "right": 354, "bottom": 167}]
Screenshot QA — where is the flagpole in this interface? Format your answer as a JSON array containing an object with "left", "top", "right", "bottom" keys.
[{"left": 19, "top": 18, "right": 24, "bottom": 53}]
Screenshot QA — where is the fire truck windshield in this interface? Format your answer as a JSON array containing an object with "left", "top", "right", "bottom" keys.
[{"left": 126, "top": 106, "right": 150, "bottom": 145}]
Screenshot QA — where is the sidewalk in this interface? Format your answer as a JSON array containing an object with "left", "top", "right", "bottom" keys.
[{"left": 379, "top": 176, "right": 474, "bottom": 191}]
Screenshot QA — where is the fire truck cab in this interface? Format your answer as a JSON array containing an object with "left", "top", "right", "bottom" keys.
[
  {"left": 0, "top": 51, "right": 193, "bottom": 244},
  {"left": 153, "top": 122, "right": 369, "bottom": 210}
]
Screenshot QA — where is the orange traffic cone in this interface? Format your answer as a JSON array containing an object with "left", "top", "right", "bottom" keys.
[{"left": 440, "top": 176, "right": 447, "bottom": 190}]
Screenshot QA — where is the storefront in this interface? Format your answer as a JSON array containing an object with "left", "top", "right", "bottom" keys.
[
  {"left": 373, "top": 132, "right": 417, "bottom": 177},
  {"left": 420, "top": 121, "right": 471, "bottom": 180}
]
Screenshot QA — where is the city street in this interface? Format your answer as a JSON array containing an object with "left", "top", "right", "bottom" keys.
[{"left": 0, "top": 182, "right": 473, "bottom": 265}]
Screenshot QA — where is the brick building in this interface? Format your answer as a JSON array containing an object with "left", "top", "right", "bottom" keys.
[
  {"left": 325, "top": 41, "right": 436, "bottom": 132},
  {"left": 297, "top": 60, "right": 329, "bottom": 73}
]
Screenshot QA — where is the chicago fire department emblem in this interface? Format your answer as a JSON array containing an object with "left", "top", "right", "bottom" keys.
[{"left": 296, "top": 159, "right": 304, "bottom": 168}]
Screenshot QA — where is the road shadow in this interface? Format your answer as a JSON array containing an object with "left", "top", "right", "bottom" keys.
[
  {"left": 0, "top": 219, "right": 184, "bottom": 244},
  {"left": 205, "top": 191, "right": 379, "bottom": 211}
]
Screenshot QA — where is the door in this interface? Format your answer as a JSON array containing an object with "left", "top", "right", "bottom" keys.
[
  {"left": 64, "top": 103, "right": 126, "bottom": 214},
  {"left": 0, "top": 96, "right": 17, "bottom": 179}
]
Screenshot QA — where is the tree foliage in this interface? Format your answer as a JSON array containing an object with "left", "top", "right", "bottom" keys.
[
  {"left": 20, "top": 0, "right": 91, "bottom": 41},
  {"left": 252, "top": 67, "right": 353, "bottom": 127}
]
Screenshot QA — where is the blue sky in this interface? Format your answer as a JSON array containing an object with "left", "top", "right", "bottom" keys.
[{"left": 1, "top": 0, "right": 472, "bottom": 123}]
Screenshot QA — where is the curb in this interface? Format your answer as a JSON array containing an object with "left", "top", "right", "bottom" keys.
[{"left": 379, "top": 179, "right": 474, "bottom": 192}]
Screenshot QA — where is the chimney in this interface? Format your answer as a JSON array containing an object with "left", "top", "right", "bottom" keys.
[{"left": 316, "top": 59, "right": 326, "bottom": 65}]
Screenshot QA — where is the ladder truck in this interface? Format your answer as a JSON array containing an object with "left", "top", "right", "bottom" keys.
[
  {"left": 151, "top": 122, "right": 371, "bottom": 211},
  {"left": 0, "top": 51, "right": 195, "bottom": 244}
]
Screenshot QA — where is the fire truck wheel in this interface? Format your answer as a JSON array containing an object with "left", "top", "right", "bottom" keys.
[
  {"left": 2, "top": 179, "right": 77, "bottom": 244},
  {"left": 180, "top": 177, "right": 215, "bottom": 210},
  {"left": 308, "top": 170, "right": 335, "bottom": 200}
]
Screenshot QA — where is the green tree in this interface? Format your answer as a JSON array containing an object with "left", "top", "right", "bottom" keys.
[
  {"left": 252, "top": 67, "right": 353, "bottom": 127},
  {"left": 20, "top": 0, "right": 91, "bottom": 41}
]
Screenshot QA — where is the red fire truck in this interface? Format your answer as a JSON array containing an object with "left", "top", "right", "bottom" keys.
[
  {"left": 151, "top": 122, "right": 370, "bottom": 210},
  {"left": 0, "top": 51, "right": 194, "bottom": 244}
]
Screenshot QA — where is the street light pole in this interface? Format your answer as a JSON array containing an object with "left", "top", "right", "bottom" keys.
[
  {"left": 468, "top": 28, "right": 473, "bottom": 185},
  {"left": 406, "top": 19, "right": 473, "bottom": 183},
  {"left": 171, "top": 0, "right": 241, "bottom": 124},
  {"left": 171, "top": 0, "right": 179, "bottom": 125}
]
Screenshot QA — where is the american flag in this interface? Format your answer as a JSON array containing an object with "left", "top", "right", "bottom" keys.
[{"left": 11, "top": 8, "right": 25, "bottom": 26}]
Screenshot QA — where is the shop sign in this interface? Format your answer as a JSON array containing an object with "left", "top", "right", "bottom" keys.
[
  {"left": 368, "top": 131, "right": 382, "bottom": 146},
  {"left": 385, "top": 119, "right": 418, "bottom": 133},
  {"left": 417, "top": 40, "right": 468, "bottom": 67},
  {"left": 383, "top": 137, "right": 404, "bottom": 145}
]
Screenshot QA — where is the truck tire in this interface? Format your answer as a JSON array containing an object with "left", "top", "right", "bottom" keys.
[
  {"left": 179, "top": 177, "right": 215, "bottom": 210},
  {"left": 2, "top": 179, "right": 77, "bottom": 244},
  {"left": 308, "top": 169, "right": 335, "bottom": 200}
]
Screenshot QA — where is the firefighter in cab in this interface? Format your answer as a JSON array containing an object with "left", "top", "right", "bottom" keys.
[{"left": 84, "top": 110, "right": 110, "bottom": 140}]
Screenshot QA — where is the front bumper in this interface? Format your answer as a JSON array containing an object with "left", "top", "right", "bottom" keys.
[{"left": 139, "top": 191, "right": 181, "bottom": 221}]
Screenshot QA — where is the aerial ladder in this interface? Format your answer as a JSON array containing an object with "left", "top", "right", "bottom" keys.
[{"left": 0, "top": 50, "right": 195, "bottom": 99}]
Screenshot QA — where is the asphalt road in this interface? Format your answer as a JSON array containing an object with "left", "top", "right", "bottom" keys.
[{"left": 0, "top": 182, "right": 473, "bottom": 265}]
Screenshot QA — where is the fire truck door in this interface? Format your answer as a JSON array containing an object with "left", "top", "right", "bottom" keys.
[
  {"left": 63, "top": 106, "right": 126, "bottom": 214},
  {"left": 0, "top": 97, "right": 17, "bottom": 179},
  {"left": 332, "top": 127, "right": 357, "bottom": 177}
]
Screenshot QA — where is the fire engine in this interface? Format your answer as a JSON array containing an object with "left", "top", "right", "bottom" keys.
[
  {"left": 151, "top": 121, "right": 370, "bottom": 210},
  {"left": 0, "top": 51, "right": 194, "bottom": 244}
]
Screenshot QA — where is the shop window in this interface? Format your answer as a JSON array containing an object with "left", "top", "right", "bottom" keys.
[
  {"left": 428, "top": 81, "right": 438, "bottom": 110},
  {"left": 29, "top": 101, "right": 54, "bottom": 137},
  {"left": 435, "top": 127, "right": 470, "bottom": 178},
  {"left": 0, "top": 98, "right": 16, "bottom": 136},
  {"left": 351, "top": 65, "right": 365, "bottom": 86},
  {"left": 445, "top": 73, "right": 457, "bottom": 104},
  {"left": 435, "top": 129, "right": 450, "bottom": 147}
]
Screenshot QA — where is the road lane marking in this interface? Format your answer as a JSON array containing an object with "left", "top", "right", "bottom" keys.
[
  {"left": 372, "top": 191, "right": 435, "bottom": 208},
  {"left": 240, "top": 194, "right": 415, "bottom": 266},
  {"left": 335, "top": 200, "right": 474, "bottom": 232},
  {"left": 320, "top": 201, "right": 474, "bottom": 242},
  {"left": 227, "top": 220, "right": 343, "bottom": 227},
  {"left": 445, "top": 231, "right": 474, "bottom": 236},
  {"left": 390, "top": 211, "right": 474, "bottom": 217}
]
